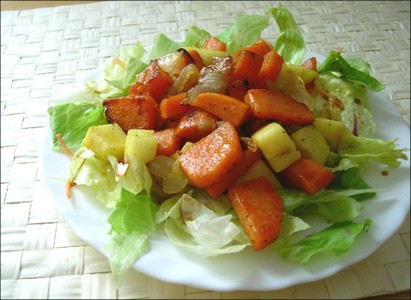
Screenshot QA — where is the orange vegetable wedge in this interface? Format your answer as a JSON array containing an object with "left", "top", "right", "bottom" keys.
[
  {"left": 255, "top": 50, "right": 284, "bottom": 88},
  {"left": 178, "top": 122, "right": 243, "bottom": 188},
  {"left": 242, "top": 38, "right": 273, "bottom": 56},
  {"left": 103, "top": 94, "right": 159, "bottom": 133},
  {"left": 203, "top": 36, "right": 227, "bottom": 52},
  {"left": 244, "top": 89, "right": 315, "bottom": 126},
  {"left": 159, "top": 92, "right": 191, "bottom": 120},
  {"left": 191, "top": 92, "right": 251, "bottom": 127},
  {"left": 278, "top": 157, "right": 335, "bottom": 195},
  {"left": 175, "top": 109, "right": 218, "bottom": 142},
  {"left": 154, "top": 127, "right": 183, "bottom": 157},
  {"left": 232, "top": 50, "right": 264, "bottom": 86},
  {"left": 129, "top": 60, "right": 173, "bottom": 102},
  {"left": 301, "top": 57, "right": 318, "bottom": 72},
  {"left": 228, "top": 177, "right": 283, "bottom": 251}
]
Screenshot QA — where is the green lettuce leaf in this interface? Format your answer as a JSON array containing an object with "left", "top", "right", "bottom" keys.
[
  {"left": 86, "top": 41, "right": 147, "bottom": 99},
  {"left": 278, "top": 214, "right": 311, "bottom": 239},
  {"left": 316, "top": 197, "right": 364, "bottom": 223},
  {"left": 215, "top": 13, "right": 269, "bottom": 56},
  {"left": 318, "top": 50, "right": 384, "bottom": 91},
  {"left": 266, "top": 3, "right": 305, "bottom": 64},
  {"left": 48, "top": 103, "right": 107, "bottom": 152},
  {"left": 107, "top": 189, "right": 157, "bottom": 234},
  {"left": 182, "top": 26, "right": 211, "bottom": 48},
  {"left": 274, "top": 219, "right": 372, "bottom": 263},
  {"left": 346, "top": 57, "right": 372, "bottom": 74},
  {"left": 105, "top": 232, "right": 149, "bottom": 286},
  {"left": 280, "top": 188, "right": 380, "bottom": 214},
  {"left": 147, "top": 26, "right": 212, "bottom": 61},
  {"left": 329, "top": 168, "right": 376, "bottom": 200},
  {"left": 338, "top": 135, "right": 409, "bottom": 168},
  {"left": 105, "top": 189, "right": 157, "bottom": 283},
  {"left": 147, "top": 33, "right": 183, "bottom": 62}
]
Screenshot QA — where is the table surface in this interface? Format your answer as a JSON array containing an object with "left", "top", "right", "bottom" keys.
[{"left": 1, "top": 1, "right": 410, "bottom": 299}]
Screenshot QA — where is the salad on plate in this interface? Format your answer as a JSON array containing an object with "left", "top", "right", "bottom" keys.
[{"left": 46, "top": 3, "right": 409, "bottom": 284}]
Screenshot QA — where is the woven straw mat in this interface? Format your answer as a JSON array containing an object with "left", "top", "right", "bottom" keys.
[{"left": 1, "top": 1, "right": 410, "bottom": 299}]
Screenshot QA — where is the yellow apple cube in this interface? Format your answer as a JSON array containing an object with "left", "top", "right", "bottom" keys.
[
  {"left": 251, "top": 122, "right": 301, "bottom": 172},
  {"left": 83, "top": 123, "right": 126, "bottom": 161},
  {"left": 125, "top": 129, "right": 158, "bottom": 164}
]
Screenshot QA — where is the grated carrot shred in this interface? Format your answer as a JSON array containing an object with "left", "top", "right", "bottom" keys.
[
  {"left": 66, "top": 180, "right": 75, "bottom": 199},
  {"left": 113, "top": 57, "right": 128, "bottom": 68},
  {"left": 55, "top": 133, "right": 73, "bottom": 159},
  {"left": 55, "top": 133, "right": 75, "bottom": 199}
]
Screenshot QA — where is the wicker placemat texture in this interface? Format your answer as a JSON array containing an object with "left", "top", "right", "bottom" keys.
[{"left": 1, "top": 1, "right": 410, "bottom": 299}]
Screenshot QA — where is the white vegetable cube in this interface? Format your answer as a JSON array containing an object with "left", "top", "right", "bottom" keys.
[
  {"left": 83, "top": 123, "right": 127, "bottom": 161},
  {"left": 251, "top": 122, "right": 301, "bottom": 172},
  {"left": 125, "top": 129, "right": 158, "bottom": 164}
]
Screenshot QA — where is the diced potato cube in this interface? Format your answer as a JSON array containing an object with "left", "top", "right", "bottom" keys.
[
  {"left": 83, "top": 123, "right": 127, "bottom": 161},
  {"left": 252, "top": 122, "right": 301, "bottom": 172},
  {"left": 125, "top": 129, "right": 158, "bottom": 164},
  {"left": 290, "top": 125, "right": 330, "bottom": 164}
]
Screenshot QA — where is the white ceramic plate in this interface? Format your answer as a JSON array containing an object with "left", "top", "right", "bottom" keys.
[{"left": 38, "top": 52, "right": 410, "bottom": 291}]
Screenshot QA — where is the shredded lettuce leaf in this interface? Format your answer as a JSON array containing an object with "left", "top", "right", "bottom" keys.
[
  {"left": 316, "top": 197, "right": 364, "bottom": 223},
  {"left": 266, "top": 3, "right": 305, "bottom": 64},
  {"left": 279, "top": 188, "right": 380, "bottom": 222},
  {"left": 107, "top": 189, "right": 157, "bottom": 234},
  {"left": 148, "top": 26, "right": 212, "bottom": 61},
  {"left": 278, "top": 214, "right": 311, "bottom": 238},
  {"left": 274, "top": 219, "right": 372, "bottom": 263},
  {"left": 86, "top": 41, "right": 147, "bottom": 99},
  {"left": 215, "top": 14, "right": 269, "bottom": 56},
  {"left": 182, "top": 26, "right": 212, "bottom": 48},
  {"left": 157, "top": 193, "right": 249, "bottom": 257},
  {"left": 147, "top": 33, "right": 183, "bottom": 62},
  {"left": 48, "top": 103, "right": 107, "bottom": 152},
  {"left": 105, "top": 189, "right": 157, "bottom": 283},
  {"left": 328, "top": 167, "right": 376, "bottom": 201},
  {"left": 69, "top": 147, "right": 120, "bottom": 208},
  {"left": 105, "top": 232, "right": 149, "bottom": 286},
  {"left": 338, "top": 135, "right": 409, "bottom": 168},
  {"left": 318, "top": 50, "right": 384, "bottom": 91}
]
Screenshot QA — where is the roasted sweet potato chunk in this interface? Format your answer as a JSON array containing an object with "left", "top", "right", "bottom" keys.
[{"left": 103, "top": 94, "right": 159, "bottom": 133}]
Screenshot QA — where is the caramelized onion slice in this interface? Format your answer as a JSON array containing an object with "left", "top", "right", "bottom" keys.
[
  {"left": 186, "top": 56, "right": 233, "bottom": 103},
  {"left": 157, "top": 50, "right": 193, "bottom": 80},
  {"left": 167, "top": 63, "right": 200, "bottom": 96}
]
